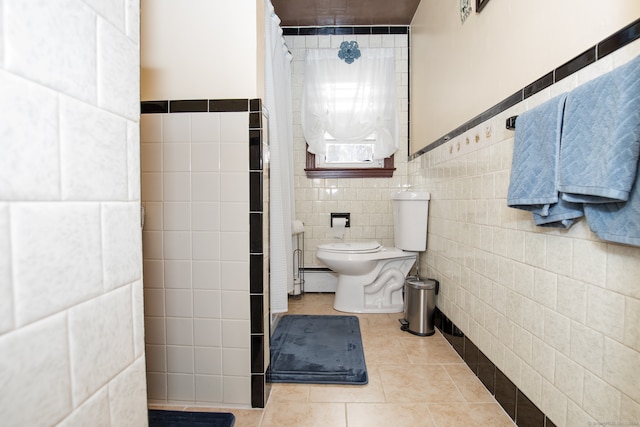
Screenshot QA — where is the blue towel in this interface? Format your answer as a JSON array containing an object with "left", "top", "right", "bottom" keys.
[
  {"left": 559, "top": 55, "right": 640, "bottom": 203},
  {"left": 584, "top": 171, "right": 640, "bottom": 246},
  {"left": 507, "top": 94, "right": 567, "bottom": 211},
  {"left": 507, "top": 93, "right": 583, "bottom": 227},
  {"left": 533, "top": 197, "right": 583, "bottom": 228}
]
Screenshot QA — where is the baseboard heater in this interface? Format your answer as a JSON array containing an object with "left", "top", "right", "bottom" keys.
[{"left": 301, "top": 267, "right": 337, "bottom": 292}]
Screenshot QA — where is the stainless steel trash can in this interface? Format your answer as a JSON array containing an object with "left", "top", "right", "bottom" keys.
[{"left": 400, "top": 277, "right": 439, "bottom": 336}]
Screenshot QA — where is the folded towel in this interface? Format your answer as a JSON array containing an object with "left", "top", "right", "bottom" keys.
[
  {"left": 507, "top": 93, "right": 584, "bottom": 227},
  {"left": 533, "top": 197, "right": 584, "bottom": 228},
  {"left": 507, "top": 94, "right": 568, "bottom": 212},
  {"left": 559, "top": 55, "right": 640, "bottom": 203},
  {"left": 584, "top": 170, "right": 640, "bottom": 246}
]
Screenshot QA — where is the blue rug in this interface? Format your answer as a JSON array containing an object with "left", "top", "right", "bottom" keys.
[
  {"left": 269, "top": 314, "right": 368, "bottom": 385},
  {"left": 148, "top": 410, "right": 235, "bottom": 427}
]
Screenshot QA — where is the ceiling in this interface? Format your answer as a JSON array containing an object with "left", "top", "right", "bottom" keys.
[{"left": 271, "top": 0, "right": 421, "bottom": 27}]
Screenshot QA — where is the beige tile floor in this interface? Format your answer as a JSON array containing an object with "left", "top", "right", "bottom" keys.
[{"left": 150, "top": 293, "right": 515, "bottom": 427}]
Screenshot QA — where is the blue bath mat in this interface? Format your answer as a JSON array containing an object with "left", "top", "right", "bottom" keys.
[
  {"left": 269, "top": 314, "right": 368, "bottom": 385},
  {"left": 148, "top": 410, "right": 235, "bottom": 427}
]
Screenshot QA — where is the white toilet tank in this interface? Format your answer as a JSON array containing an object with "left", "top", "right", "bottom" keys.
[{"left": 391, "top": 191, "right": 430, "bottom": 251}]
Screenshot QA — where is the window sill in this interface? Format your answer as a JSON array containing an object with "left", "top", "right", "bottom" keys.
[{"left": 305, "top": 151, "right": 395, "bottom": 178}]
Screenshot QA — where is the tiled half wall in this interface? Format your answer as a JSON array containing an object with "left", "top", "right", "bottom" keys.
[
  {"left": 141, "top": 99, "right": 270, "bottom": 408},
  {"left": 410, "top": 33, "right": 640, "bottom": 426}
]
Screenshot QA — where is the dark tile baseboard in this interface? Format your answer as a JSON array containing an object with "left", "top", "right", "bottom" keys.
[{"left": 434, "top": 308, "right": 557, "bottom": 427}]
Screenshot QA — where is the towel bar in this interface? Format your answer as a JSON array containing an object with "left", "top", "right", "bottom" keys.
[{"left": 506, "top": 116, "right": 518, "bottom": 130}]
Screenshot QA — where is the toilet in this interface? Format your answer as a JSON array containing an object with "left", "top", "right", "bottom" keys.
[{"left": 316, "top": 191, "right": 430, "bottom": 313}]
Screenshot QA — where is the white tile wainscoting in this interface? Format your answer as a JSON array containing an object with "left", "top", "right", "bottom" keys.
[
  {"left": 141, "top": 99, "right": 270, "bottom": 408},
  {"left": 410, "top": 38, "right": 640, "bottom": 426}
]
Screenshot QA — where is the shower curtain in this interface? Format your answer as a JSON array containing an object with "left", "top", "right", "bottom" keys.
[{"left": 265, "top": 0, "right": 295, "bottom": 313}]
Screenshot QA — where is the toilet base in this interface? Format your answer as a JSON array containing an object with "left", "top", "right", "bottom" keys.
[
  {"left": 333, "top": 272, "right": 406, "bottom": 314},
  {"left": 329, "top": 256, "right": 416, "bottom": 314},
  {"left": 333, "top": 301, "right": 403, "bottom": 314}
]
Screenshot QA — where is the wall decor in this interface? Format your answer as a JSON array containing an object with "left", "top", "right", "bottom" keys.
[
  {"left": 460, "top": 0, "right": 472, "bottom": 23},
  {"left": 338, "top": 40, "right": 361, "bottom": 64},
  {"left": 476, "top": 0, "right": 490, "bottom": 13}
]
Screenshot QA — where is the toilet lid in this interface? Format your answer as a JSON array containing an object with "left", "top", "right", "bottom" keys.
[{"left": 318, "top": 241, "right": 382, "bottom": 253}]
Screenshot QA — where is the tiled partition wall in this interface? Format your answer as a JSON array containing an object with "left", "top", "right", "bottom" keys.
[
  {"left": 0, "top": 1, "right": 146, "bottom": 426},
  {"left": 409, "top": 35, "right": 640, "bottom": 426},
  {"left": 140, "top": 99, "right": 270, "bottom": 408},
  {"left": 284, "top": 27, "right": 411, "bottom": 268}
]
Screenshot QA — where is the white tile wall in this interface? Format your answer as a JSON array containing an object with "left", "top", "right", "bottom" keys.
[
  {"left": 12, "top": 203, "right": 103, "bottom": 326},
  {"left": 166, "top": 317, "right": 193, "bottom": 346},
  {"left": 57, "top": 387, "right": 111, "bottom": 427},
  {"left": 60, "top": 97, "right": 129, "bottom": 200},
  {"left": 167, "top": 345, "right": 194, "bottom": 373},
  {"left": 410, "top": 41, "right": 640, "bottom": 426},
  {"left": 220, "top": 231, "right": 250, "bottom": 261},
  {"left": 195, "top": 375, "right": 223, "bottom": 403},
  {"left": 195, "top": 347, "right": 222, "bottom": 375},
  {"left": 193, "top": 290, "right": 222, "bottom": 318},
  {"left": 193, "top": 261, "right": 220, "bottom": 289},
  {"left": 0, "top": 2, "right": 145, "bottom": 425},
  {"left": 141, "top": 111, "right": 253, "bottom": 406},
  {"left": 0, "top": 204, "right": 12, "bottom": 334},
  {"left": 288, "top": 33, "right": 410, "bottom": 267},
  {"left": 221, "top": 261, "right": 249, "bottom": 291},
  {"left": 68, "top": 286, "right": 134, "bottom": 405},
  {"left": 107, "top": 357, "right": 148, "bottom": 426},
  {"left": 97, "top": 18, "right": 139, "bottom": 120},
  {"left": 167, "top": 373, "right": 194, "bottom": 401},
  {"left": 223, "top": 376, "right": 251, "bottom": 405},
  {"left": 5, "top": 0, "right": 97, "bottom": 103},
  {"left": 103, "top": 203, "right": 143, "bottom": 291},
  {"left": 192, "top": 113, "right": 221, "bottom": 142},
  {"left": 0, "top": 71, "right": 60, "bottom": 200},
  {"left": 1, "top": 313, "right": 72, "bottom": 426}
]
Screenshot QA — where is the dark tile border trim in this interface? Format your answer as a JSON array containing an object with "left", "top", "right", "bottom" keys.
[
  {"left": 247, "top": 102, "right": 269, "bottom": 408},
  {"left": 524, "top": 71, "right": 554, "bottom": 99},
  {"left": 170, "top": 99, "right": 208, "bottom": 113},
  {"left": 598, "top": 18, "right": 640, "bottom": 59},
  {"left": 410, "top": 90, "right": 522, "bottom": 158},
  {"left": 210, "top": 99, "right": 249, "bottom": 112},
  {"left": 282, "top": 25, "right": 409, "bottom": 36},
  {"left": 140, "top": 98, "right": 253, "bottom": 114},
  {"left": 410, "top": 17, "right": 640, "bottom": 159},
  {"left": 141, "top": 100, "right": 168, "bottom": 114},
  {"left": 554, "top": 47, "right": 596, "bottom": 82},
  {"left": 435, "top": 308, "right": 555, "bottom": 427}
]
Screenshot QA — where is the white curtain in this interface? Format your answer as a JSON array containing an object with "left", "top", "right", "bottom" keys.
[
  {"left": 265, "top": 0, "right": 294, "bottom": 313},
  {"left": 301, "top": 48, "right": 398, "bottom": 160}
]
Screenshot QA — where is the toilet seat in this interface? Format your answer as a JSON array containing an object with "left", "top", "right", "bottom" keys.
[{"left": 317, "top": 241, "right": 382, "bottom": 254}]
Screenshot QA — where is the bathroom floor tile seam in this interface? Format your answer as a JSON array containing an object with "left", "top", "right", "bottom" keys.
[{"left": 149, "top": 293, "right": 515, "bottom": 426}]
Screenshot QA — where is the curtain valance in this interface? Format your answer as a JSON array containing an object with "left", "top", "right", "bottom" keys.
[{"left": 301, "top": 47, "right": 398, "bottom": 160}]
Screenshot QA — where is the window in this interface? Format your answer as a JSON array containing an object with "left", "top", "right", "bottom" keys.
[
  {"left": 301, "top": 46, "right": 398, "bottom": 178},
  {"left": 305, "top": 148, "right": 395, "bottom": 179},
  {"left": 316, "top": 132, "right": 382, "bottom": 168}
]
